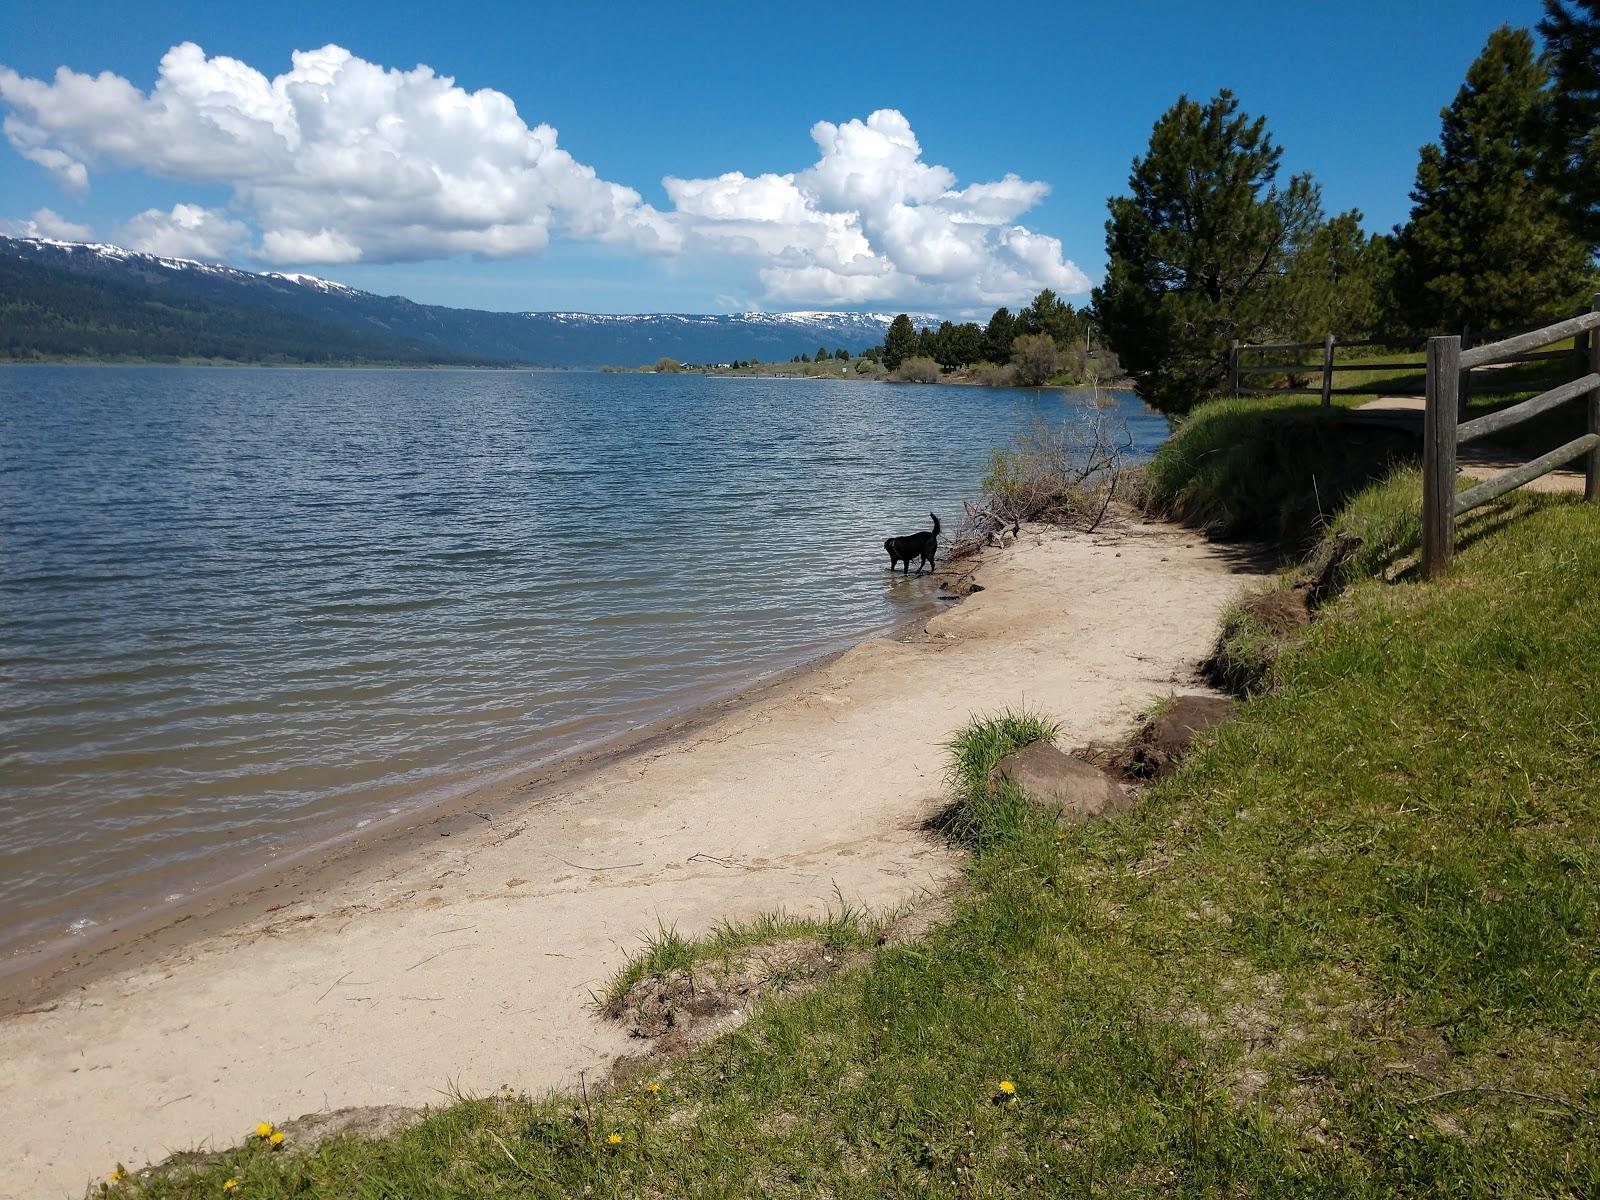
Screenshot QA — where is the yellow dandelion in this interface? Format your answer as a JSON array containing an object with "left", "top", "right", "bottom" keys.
[
  {"left": 223, "top": 1181, "right": 238, "bottom": 1192},
  {"left": 107, "top": 1169, "right": 124, "bottom": 1183},
  {"left": 606, "top": 1132, "right": 623, "bottom": 1146},
  {"left": 269, "top": 1130, "right": 285, "bottom": 1146},
  {"left": 254, "top": 1122, "right": 273, "bottom": 1139},
  {"left": 643, "top": 1082, "right": 661, "bottom": 1095},
  {"left": 998, "top": 1080, "right": 1016, "bottom": 1096}
]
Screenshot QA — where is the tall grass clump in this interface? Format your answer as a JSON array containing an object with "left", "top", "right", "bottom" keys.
[
  {"left": 934, "top": 709, "right": 1058, "bottom": 850},
  {"left": 1143, "top": 395, "right": 1413, "bottom": 548}
]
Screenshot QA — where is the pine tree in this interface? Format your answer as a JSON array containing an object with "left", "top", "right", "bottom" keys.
[
  {"left": 1539, "top": 0, "right": 1600, "bottom": 249},
  {"left": 983, "top": 308, "right": 1016, "bottom": 362},
  {"left": 1391, "top": 26, "right": 1590, "bottom": 334},
  {"left": 1279, "top": 211, "right": 1390, "bottom": 341},
  {"left": 882, "top": 314, "right": 916, "bottom": 370},
  {"left": 1094, "top": 90, "right": 1322, "bottom": 413}
]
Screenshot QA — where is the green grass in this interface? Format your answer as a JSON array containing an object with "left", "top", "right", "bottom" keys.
[
  {"left": 109, "top": 479, "right": 1600, "bottom": 1199},
  {"left": 1142, "top": 395, "right": 1417, "bottom": 548}
]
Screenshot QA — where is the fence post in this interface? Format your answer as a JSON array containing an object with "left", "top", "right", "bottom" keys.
[
  {"left": 1229, "top": 340, "right": 1240, "bottom": 398},
  {"left": 1422, "top": 335, "right": 1461, "bottom": 579},
  {"left": 1587, "top": 295, "right": 1600, "bottom": 503},
  {"left": 1321, "top": 332, "right": 1335, "bottom": 407}
]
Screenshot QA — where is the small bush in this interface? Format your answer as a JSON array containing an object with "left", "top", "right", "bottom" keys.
[
  {"left": 892, "top": 356, "right": 942, "bottom": 383},
  {"left": 970, "top": 361, "right": 1018, "bottom": 388},
  {"left": 653, "top": 356, "right": 682, "bottom": 373},
  {"left": 949, "top": 409, "right": 1133, "bottom": 556},
  {"left": 1010, "top": 332, "right": 1059, "bottom": 386}
]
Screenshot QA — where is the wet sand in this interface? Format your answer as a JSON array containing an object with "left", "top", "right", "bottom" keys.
[{"left": 0, "top": 513, "right": 1259, "bottom": 1199}]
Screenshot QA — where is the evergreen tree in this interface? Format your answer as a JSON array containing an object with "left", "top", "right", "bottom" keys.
[
  {"left": 1391, "top": 26, "right": 1591, "bottom": 333},
  {"left": 1539, "top": 0, "right": 1600, "bottom": 249},
  {"left": 882, "top": 314, "right": 916, "bottom": 370},
  {"left": 1016, "top": 289, "right": 1086, "bottom": 347},
  {"left": 947, "top": 322, "right": 985, "bottom": 367},
  {"left": 1095, "top": 90, "right": 1322, "bottom": 413},
  {"left": 816, "top": 345, "right": 830, "bottom": 363},
  {"left": 834, "top": 347, "right": 849, "bottom": 360},
  {"left": 916, "top": 326, "right": 939, "bottom": 360},
  {"left": 1280, "top": 211, "right": 1391, "bottom": 340},
  {"left": 983, "top": 307, "right": 1016, "bottom": 362}
]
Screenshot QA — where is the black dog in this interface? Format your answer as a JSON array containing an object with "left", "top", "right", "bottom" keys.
[{"left": 884, "top": 512, "right": 940, "bottom": 574}]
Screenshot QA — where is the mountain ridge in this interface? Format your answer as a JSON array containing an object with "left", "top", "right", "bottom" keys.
[{"left": 2, "top": 236, "right": 937, "bottom": 366}]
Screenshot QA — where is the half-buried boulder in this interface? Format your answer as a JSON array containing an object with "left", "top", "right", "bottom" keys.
[{"left": 989, "top": 741, "right": 1134, "bottom": 822}]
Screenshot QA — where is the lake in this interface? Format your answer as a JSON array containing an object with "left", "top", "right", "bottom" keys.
[{"left": 0, "top": 366, "right": 1167, "bottom": 970}]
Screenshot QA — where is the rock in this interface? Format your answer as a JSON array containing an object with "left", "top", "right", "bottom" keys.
[
  {"left": 940, "top": 571, "right": 984, "bottom": 597},
  {"left": 989, "top": 741, "right": 1134, "bottom": 822},
  {"left": 1130, "top": 695, "right": 1236, "bottom": 778}
]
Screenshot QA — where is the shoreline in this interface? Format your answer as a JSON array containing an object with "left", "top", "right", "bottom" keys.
[
  {"left": 0, "top": 607, "right": 935, "bottom": 1013},
  {"left": 1, "top": 514, "right": 1255, "bottom": 1200}
]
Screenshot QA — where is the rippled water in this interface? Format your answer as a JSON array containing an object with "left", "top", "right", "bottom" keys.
[{"left": 0, "top": 366, "right": 1167, "bottom": 965}]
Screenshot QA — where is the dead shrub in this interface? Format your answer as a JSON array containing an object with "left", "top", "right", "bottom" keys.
[
  {"left": 892, "top": 356, "right": 942, "bottom": 383},
  {"left": 947, "top": 409, "right": 1134, "bottom": 559}
]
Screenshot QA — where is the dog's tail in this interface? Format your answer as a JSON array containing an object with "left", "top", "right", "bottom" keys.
[{"left": 929, "top": 511, "right": 941, "bottom": 537}]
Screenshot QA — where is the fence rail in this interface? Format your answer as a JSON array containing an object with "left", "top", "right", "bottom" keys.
[
  {"left": 1421, "top": 298, "right": 1600, "bottom": 577},
  {"left": 1229, "top": 332, "right": 1430, "bottom": 406}
]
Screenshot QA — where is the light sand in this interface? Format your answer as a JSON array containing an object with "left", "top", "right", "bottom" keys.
[{"left": 1, "top": 514, "right": 1258, "bottom": 1199}]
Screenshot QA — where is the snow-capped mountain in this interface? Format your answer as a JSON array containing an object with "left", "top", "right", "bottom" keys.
[{"left": 3, "top": 236, "right": 937, "bottom": 366}]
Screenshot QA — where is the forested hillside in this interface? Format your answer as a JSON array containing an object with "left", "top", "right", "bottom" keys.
[{"left": 0, "top": 252, "right": 463, "bottom": 365}]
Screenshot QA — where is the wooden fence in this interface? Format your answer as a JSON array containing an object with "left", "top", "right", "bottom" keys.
[
  {"left": 1229, "top": 334, "right": 1426, "bottom": 406},
  {"left": 1232, "top": 304, "right": 1600, "bottom": 577},
  {"left": 1228, "top": 320, "right": 1578, "bottom": 410},
  {"left": 1422, "top": 298, "right": 1600, "bottom": 578}
]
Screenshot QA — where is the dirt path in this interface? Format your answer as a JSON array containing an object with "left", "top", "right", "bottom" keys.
[
  {"left": 1, "top": 515, "right": 1259, "bottom": 1200},
  {"left": 1355, "top": 394, "right": 1587, "bottom": 494}
]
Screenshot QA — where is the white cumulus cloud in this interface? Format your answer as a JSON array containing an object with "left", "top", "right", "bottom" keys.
[
  {"left": 662, "top": 109, "right": 1088, "bottom": 306},
  {"left": 0, "top": 45, "right": 1088, "bottom": 307},
  {"left": 1, "top": 205, "right": 94, "bottom": 240},
  {"left": 118, "top": 203, "right": 248, "bottom": 259}
]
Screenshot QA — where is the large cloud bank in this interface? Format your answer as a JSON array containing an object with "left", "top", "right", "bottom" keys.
[{"left": 0, "top": 43, "right": 1088, "bottom": 306}]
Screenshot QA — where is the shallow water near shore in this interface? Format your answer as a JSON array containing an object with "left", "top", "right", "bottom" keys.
[{"left": 0, "top": 366, "right": 1165, "bottom": 968}]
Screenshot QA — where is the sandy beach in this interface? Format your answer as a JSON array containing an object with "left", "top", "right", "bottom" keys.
[{"left": 1, "top": 513, "right": 1257, "bottom": 1199}]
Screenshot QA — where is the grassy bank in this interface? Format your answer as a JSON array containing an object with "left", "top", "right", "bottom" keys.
[
  {"left": 1139, "top": 394, "right": 1417, "bottom": 548},
  {"left": 111, "top": 413, "right": 1599, "bottom": 1197}
]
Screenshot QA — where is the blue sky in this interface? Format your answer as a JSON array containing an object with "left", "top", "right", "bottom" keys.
[{"left": 0, "top": 0, "right": 1548, "bottom": 315}]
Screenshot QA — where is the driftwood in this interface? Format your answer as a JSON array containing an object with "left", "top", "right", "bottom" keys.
[{"left": 945, "top": 410, "right": 1134, "bottom": 561}]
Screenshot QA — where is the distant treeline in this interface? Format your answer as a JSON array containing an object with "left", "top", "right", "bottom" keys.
[
  {"left": 0, "top": 254, "right": 464, "bottom": 365},
  {"left": 867, "top": 290, "right": 1107, "bottom": 387}
]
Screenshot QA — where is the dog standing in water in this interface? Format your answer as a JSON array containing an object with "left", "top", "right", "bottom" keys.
[{"left": 883, "top": 512, "right": 940, "bottom": 574}]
